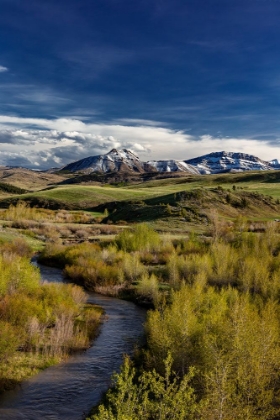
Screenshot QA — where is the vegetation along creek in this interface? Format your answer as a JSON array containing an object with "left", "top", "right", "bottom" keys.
[{"left": 0, "top": 259, "right": 146, "bottom": 420}]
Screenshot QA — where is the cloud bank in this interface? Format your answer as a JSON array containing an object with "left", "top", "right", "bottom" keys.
[{"left": 0, "top": 116, "right": 279, "bottom": 170}]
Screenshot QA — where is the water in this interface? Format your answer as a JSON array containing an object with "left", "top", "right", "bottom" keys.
[{"left": 0, "top": 261, "right": 146, "bottom": 420}]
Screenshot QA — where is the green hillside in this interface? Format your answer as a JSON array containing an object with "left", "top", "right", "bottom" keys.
[{"left": 1, "top": 171, "right": 280, "bottom": 230}]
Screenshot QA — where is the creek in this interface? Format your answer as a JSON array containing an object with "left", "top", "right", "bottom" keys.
[{"left": 0, "top": 260, "right": 146, "bottom": 420}]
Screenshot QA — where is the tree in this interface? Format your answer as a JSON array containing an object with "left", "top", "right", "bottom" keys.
[{"left": 90, "top": 354, "right": 200, "bottom": 420}]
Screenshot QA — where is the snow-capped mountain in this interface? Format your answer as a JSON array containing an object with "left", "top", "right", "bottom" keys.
[
  {"left": 146, "top": 159, "right": 200, "bottom": 174},
  {"left": 60, "top": 149, "right": 280, "bottom": 176},
  {"left": 270, "top": 159, "right": 280, "bottom": 168},
  {"left": 185, "top": 151, "right": 273, "bottom": 174},
  {"left": 61, "top": 149, "right": 148, "bottom": 174},
  {"left": 61, "top": 149, "right": 199, "bottom": 175}
]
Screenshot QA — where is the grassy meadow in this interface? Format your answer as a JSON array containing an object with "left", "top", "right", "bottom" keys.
[{"left": 0, "top": 171, "right": 280, "bottom": 237}]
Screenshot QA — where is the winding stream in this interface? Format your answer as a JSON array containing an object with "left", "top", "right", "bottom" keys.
[{"left": 0, "top": 261, "right": 146, "bottom": 420}]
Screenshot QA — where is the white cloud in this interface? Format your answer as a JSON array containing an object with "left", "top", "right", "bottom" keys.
[
  {"left": 0, "top": 65, "right": 8, "bottom": 73},
  {"left": 0, "top": 115, "right": 279, "bottom": 169}
]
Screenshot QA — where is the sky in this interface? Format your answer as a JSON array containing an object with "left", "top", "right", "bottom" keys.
[{"left": 1, "top": 0, "right": 280, "bottom": 169}]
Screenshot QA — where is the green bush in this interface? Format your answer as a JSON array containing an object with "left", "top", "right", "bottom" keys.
[
  {"left": 90, "top": 354, "right": 200, "bottom": 420},
  {"left": 0, "top": 253, "right": 40, "bottom": 297},
  {"left": 115, "top": 224, "right": 161, "bottom": 252}
]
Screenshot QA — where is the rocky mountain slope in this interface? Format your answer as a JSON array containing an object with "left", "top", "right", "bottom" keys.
[
  {"left": 60, "top": 149, "right": 147, "bottom": 174},
  {"left": 146, "top": 159, "right": 200, "bottom": 174},
  {"left": 185, "top": 151, "right": 278, "bottom": 174},
  {"left": 60, "top": 149, "right": 280, "bottom": 176},
  {"left": 61, "top": 149, "right": 200, "bottom": 175}
]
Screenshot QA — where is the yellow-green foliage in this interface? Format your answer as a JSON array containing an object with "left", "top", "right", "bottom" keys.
[
  {"left": 121, "top": 252, "right": 146, "bottom": 281},
  {"left": 90, "top": 354, "right": 200, "bottom": 420},
  {"left": 30, "top": 221, "right": 280, "bottom": 417},
  {"left": 3, "top": 201, "right": 47, "bottom": 222},
  {"left": 164, "top": 225, "right": 280, "bottom": 300},
  {"left": 2, "top": 202, "right": 96, "bottom": 224},
  {"left": 137, "top": 273, "right": 159, "bottom": 303},
  {"left": 0, "top": 321, "right": 21, "bottom": 361},
  {"left": 63, "top": 243, "right": 123, "bottom": 287},
  {"left": 42, "top": 222, "right": 280, "bottom": 305},
  {"left": 115, "top": 224, "right": 161, "bottom": 252},
  {"left": 42, "top": 241, "right": 148, "bottom": 290},
  {"left": 0, "top": 253, "right": 40, "bottom": 296},
  {"left": 145, "top": 285, "right": 280, "bottom": 419},
  {"left": 0, "top": 240, "right": 101, "bottom": 391}
]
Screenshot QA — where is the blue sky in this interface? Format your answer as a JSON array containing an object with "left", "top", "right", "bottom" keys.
[{"left": 1, "top": 0, "right": 280, "bottom": 168}]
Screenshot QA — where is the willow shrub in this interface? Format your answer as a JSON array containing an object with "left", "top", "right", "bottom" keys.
[
  {"left": 90, "top": 354, "right": 200, "bottom": 420},
  {"left": 0, "top": 321, "right": 22, "bottom": 362},
  {"left": 0, "top": 247, "right": 95, "bottom": 364},
  {"left": 0, "top": 238, "right": 33, "bottom": 258},
  {"left": 121, "top": 252, "right": 146, "bottom": 282},
  {"left": 163, "top": 229, "right": 280, "bottom": 300},
  {"left": 137, "top": 273, "right": 159, "bottom": 304},
  {"left": 3, "top": 201, "right": 41, "bottom": 222},
  {"left": 64, "top": 259, "right": 122, "bottom": 289},
  {"left": 115, "top": 224, "right": 161, "bottom": 253},
  {"left": 145, "top": 284, "right": 280, "bottom": 419},
  {"left": 57, "top": 242, "right": 147, "bottom": 289},
  {"left": 0, "top": 253, "right": 40, "bottom": 297}
]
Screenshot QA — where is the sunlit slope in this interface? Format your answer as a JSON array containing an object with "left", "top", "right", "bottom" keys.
[
  {"left": 1, "top": 169, "right": 280, "bottom": 210},
  {"left": 99, "top": 187, "right": 280, "bottom": 225},
  {"left": 0, "top": 185, "right": 164, "bottom": 209},
  {"left": 0, "top": 167, "right": 66, "bottom": 191},
  {"left": 126, "top": 170, "right": 280, "bottom": 199}
]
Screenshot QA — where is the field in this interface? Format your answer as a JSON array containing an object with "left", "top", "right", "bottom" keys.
[
  {"left": 0, "top": 169, "right": 280, "bottom": 241},
  {"left": 1, "top": 169, "right": 280, "bottom": 205}
]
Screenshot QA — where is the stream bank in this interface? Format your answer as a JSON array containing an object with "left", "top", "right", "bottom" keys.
[{"left": 0, "top": 261, "right": 146, "bottom": 420}]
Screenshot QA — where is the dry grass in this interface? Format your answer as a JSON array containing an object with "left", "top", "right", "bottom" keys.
[{"left": 0, "top": 167, "right": 67, "bottom": 191}]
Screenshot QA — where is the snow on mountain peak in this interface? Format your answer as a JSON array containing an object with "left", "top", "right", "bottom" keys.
[
  {"left": 61, "top": 148, "right": 145, "bottom": 174},
  {"left": 270, "top": 159, "right": 280, "bottom": 167},
  {"left": 60, "top": 149, "right": 280, "bottom": 176},
  {"left": 185, "top": 151, "right": 272, "bottom": 174},
  {"left": 107, "top": 148, "right": 139, "bottom": 160}
]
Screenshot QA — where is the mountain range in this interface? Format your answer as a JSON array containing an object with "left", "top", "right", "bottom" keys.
[{"left": 60, "top": 149, "right": 280, "bottom": 175}]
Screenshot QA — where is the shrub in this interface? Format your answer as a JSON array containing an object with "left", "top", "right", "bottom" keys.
[
  {"left": 137, "top": 273, "right": 159, "bottom": 304},
  {"left": 0, "top": 253, "right": 40, "bottom": 297},
  {"left": 115, "top": 224, "right": 161, "bottom": 252},
  {"left": 0, "top": 321, "right": 21, "bottom": 361},
  {"left": 145, "top": 285, "right": 280, "bottom": 419},
  {"left": 91, "top": 355, "right": 200, "bottom": 420}
]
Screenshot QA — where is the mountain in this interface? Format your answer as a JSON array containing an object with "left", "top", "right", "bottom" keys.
[
  {"left": 146, "top": 159, "right": 200, "bottom": 174},
  {"left": 60, "top": 149, "right": 146, "bottom": 173},
  {"left": 61, "top": 149, "right": 199, "bottom": 175},
  {"left": 270, "top": 159, "right": 280, "bottom": 168},
  {"left": 185, "top": 151, "right": 274, "bottom": 174},
  {"left": 60, "top": 149, "right": 280, "bottom": 176}
]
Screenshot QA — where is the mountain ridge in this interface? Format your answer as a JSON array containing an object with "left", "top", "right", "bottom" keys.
[
  {"left": 185, "top": 151, "right": 277, "bottom": 174},
  {"left": 59, "top": 149, "right": 280, "bottom": 176}
]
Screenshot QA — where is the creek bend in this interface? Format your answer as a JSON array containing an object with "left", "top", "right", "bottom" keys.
[{"left": 0, "top": 260, "right": 146, "bottom": 420}]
